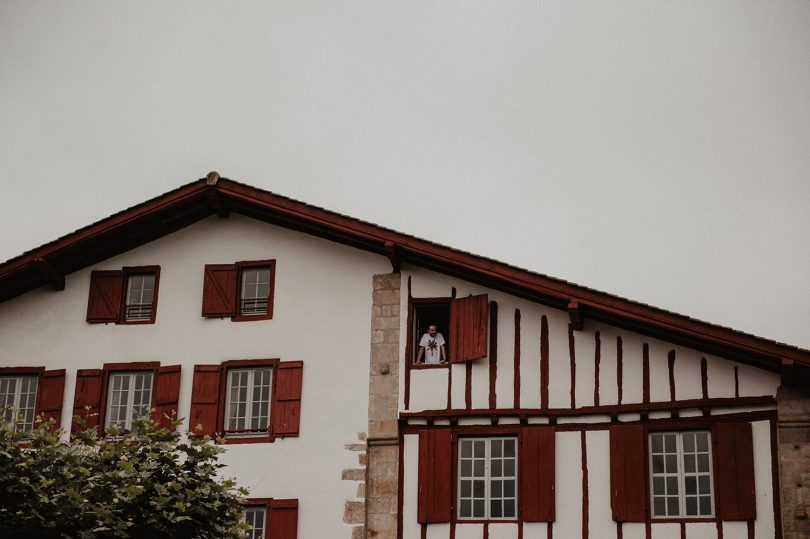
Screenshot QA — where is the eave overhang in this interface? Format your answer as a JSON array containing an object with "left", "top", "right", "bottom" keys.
[{"left": 2, "top": 174, "right": 808, "bottom": 373}]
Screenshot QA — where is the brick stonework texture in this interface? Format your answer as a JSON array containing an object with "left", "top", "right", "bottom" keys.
[
  {"left": 365, "top": 273, "right": 401, "bottom": 539},
  {"left": 778, "top": 384, "right": 810, "bottom": 539},
  {"left": 343, "top": 431, "right": 368, "bottom": 539}
]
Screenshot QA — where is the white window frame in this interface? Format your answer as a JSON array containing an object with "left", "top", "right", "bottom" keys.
[
  {"left": 243, "top": 506, "right": 266, "bottom": 539},
  {"left": 105, "top": 371, "right": 153, "bottom": 431},
  {"left": 648, "top": 430, "right": 714, "bottom": 519},
  {"left": 124, "top": 273, "right": 156, "bottom": 321},
  {"left": 0, "top": 375, "right": 38, "bottom": 432},
  {"left": 457, "top": 436, "right": 518, "bottom": 521},
  {"left": 225, "top": 367, "right": 273, "bottom": 436},
  {"left": 239, "top": 267, "right": 271, "bottom": 316}
]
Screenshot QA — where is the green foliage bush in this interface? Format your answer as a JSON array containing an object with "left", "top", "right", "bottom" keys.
[{"left": 0, "top": 417, "right": 247, "bottom": 539}]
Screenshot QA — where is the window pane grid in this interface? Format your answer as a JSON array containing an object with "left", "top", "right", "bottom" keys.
[
  {"left": 244, "top": 507, "right": 266, "bottom": 539},
  {"left": 458, "top": 437, "right": 517, "bottom": 520},
  {"left": 125, "top": 274, "right": 155, "bottom": 320},
  {"left": 106, "top": 372, "right": 153, "bottom": 431},
  {"left": 226, "top": 368, "right": 272, "bottom": 434},
  {"left": 0, "top": 375, "right": 38, "bottom": 431},
  {"left": 650, "top": 431, "right": 713, "bottom": 518},
  {"left": 240, "top": 268, "right": 270, "bottom": 315}
]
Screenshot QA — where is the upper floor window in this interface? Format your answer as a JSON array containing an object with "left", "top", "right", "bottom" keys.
[
  {"left": 87, "top": 266, "right": 160, "bottom": 325},
  {"left": 0, "top": 375, "right": 38, "bottom": 431},
  {"left": 202, "top": 260, "right": 276, "bottom": 321},
  {"left": 71, "top": 362, "right": 181, "bottom": 435},
  {"left": 241, "top": 499, "right": 298, "bottom": 538},
  {"left": 458, "top": 437, "right": 517, "bottom": 520},
  {"left": 105, "top": 371, "right": 154, "bottom": 431},
  {"left": 408, "top": 294, "right": 489, "bottom": 368},
  {"left": 189, "top": 359, "right": 302, "bottom": 444},
  {"left": 649, "top": 431, "right": 714, "bottom": 518},
  {"left": 225, "top": 367, "right": 272, "bottom": 435},
  {"left": 124, "top": 273, "right": 156, "bottom": 321}
]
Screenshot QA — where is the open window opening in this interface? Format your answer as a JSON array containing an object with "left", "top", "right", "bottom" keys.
[{"left": 411, "top": 299, "right": 451, "bottom": 366}]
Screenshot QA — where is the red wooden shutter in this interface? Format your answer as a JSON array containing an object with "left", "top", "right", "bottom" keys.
[
  {"left": 521, "top": 426, "right": 556, "bottom": 521},
  {"left": 72, "top": 369, "right": 103, "bottom": 432},
  {"left": 152, "top": 365, "right": 181, "bottom": 429},
  {"left": 87, "top": 270, "right": 123, "bottom": 323},
  {"left": 417, "top": 429, "right": 452, "bottom": 523},
  {"left": 449, "top": 294, "right": 489, "bottom": 363},
  {"left": 35, "top": 369, "right": 66, "bottom": 430},
  {"left": 202, "top": 264, "right": 237, "bottom": 317},
  {"left": 267, "top": 499, "right": 298, "bottom": 539},
  {"left": 189, "top": 365, "right": 221, "bottom": 436},
  {"left": 272, "top": 361, "right": 303, "bottom": 437},
  {"left": 609, "top": 424, "right": 646, "bottom": 522},
  {"left": 715, "top": 422, "right": 756, "bottom": 520}
]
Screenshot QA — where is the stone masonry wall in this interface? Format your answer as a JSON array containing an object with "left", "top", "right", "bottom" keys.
[
  {"left": 778, "top": 383, "right": 810, "bottom": 539},
  {"left": 365, "top": 273, "right": 401, "bottom": 538}
]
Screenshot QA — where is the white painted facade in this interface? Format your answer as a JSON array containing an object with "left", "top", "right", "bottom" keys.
[
  {"left": 399, "top": 267, "right": 780, "bottom": 539},
  {"left": 0, "top": 214, "right": 390, "bottom": 538}
]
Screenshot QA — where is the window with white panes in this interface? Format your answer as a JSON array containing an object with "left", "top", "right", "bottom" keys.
[
  {"left": 649, "top": 431, "right": 714, "bottom": 518},
  {"left": 0, "top": 375, "right": 38, "bottom": 431},
  {"left": 225, "top": 368, "right": 273, "bottom": 435},
  {"left": 124, "top": 273, "right": 156, "bottom": 321},
  {"left": 105, "top": 372, "right": 153, "bottom": 430},
  {"left": 458, "top": 437, "right": 517, "bottom": 520},
  {"left": 240, "top": 268, "right": 271, "bottom": 316},
  {"left": 243, "top": 506, "right": 266, "bottom": 539}
]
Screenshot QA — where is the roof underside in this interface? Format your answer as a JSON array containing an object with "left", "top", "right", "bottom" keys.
[{"left": 2, "top": 175, "right": 808, "bottom": 372}]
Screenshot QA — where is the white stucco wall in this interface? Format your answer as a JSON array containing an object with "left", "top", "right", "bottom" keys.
[{"left": 0, "top": 214, "right": 390, "bottom": 538}]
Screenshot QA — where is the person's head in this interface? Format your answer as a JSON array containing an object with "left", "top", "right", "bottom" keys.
[{"left": 427, "top": 324, "right": 438, "bottom": 337}]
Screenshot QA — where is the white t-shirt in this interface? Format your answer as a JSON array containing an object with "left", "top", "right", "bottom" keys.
[{"left": 419, "top": 332, "right": 446, "bottom": 364}]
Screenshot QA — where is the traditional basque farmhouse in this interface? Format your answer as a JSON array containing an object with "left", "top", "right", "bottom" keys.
[{"left": 0, "top": 174, "right": 808, "bottom": 539}]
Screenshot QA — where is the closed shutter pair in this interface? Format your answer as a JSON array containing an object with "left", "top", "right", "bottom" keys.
[
  {"left": 72, "top": 364, "right": 181, "bottom": 432},
  {"left": 610, "top": 423, "right": 756, "bottom": 522},
  {"left": 189, "top": 362, "right": 303, "bottom": 437},
  {"left": 417, "top": 427, "right": 556, "bottom": 523}
]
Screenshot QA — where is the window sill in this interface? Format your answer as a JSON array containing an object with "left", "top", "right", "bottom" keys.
[
  {"left": 410, "top": 363, "right": 448, "bottom": 370},
  {"left": 223, "top": 435, "right": 276, "bottom": 445}
]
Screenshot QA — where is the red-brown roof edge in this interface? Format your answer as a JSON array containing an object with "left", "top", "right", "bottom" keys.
[{"left": 1, "top": 174, "right": 808, "bottom": 370}]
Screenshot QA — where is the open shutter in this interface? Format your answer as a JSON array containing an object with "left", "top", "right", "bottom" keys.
[
  {"left": 189, "top": 365, "right": 221, "bottom": 436},
  {"left": 715, "top": 422, "right": 756, "bottom": 520},
  {"left": 87, "top": 270, "right": 123, "bottom": 323},
  {"left": 610, "top": 424, "right": 646, "bottom": 522},
  {"left": 449, "top": 294, "right": 489, "bottom": 363},
  {"left": 152, "top": 365, "right": 181, "bottom": 429},
  {"left": 267, "top": 499, "right": 298, "bottom": 539},
  {"left": 272, "top": 361, "right": 303, "bottom": 437},
  {"left": 417, "top": 429, "right": 452, "bottom": 523},
  {"left": 521, "top": 426, "right": 556, "bottom": 521},
  {"left": 72, "top": 369, "right": 103, "bottom": 432},
  {"left": 202, "top": 264, "right": 237, "bottom": 317},
  {"left": 35, "top": 369, "right": 66, "bottom": 430}
]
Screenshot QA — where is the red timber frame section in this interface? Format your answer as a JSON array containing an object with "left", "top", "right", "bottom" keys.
[
  {"left": 0, "top": 366, "right": 66, "bottom": 430},
  {"left": 244, "top": 498, "right": 299, "bottom": 539},
  {"left": 0, "top": 175, "right": 806, "bottom": 373},
  {"left": 189, "top": 358, "right": 303, "bottom": 444},
  {"left": 72, "top": 361, "right": 181, "bottom": 434}
]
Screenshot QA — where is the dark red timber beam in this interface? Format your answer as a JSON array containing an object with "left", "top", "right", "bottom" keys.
[{"left": 1, "top": 174, "right": 808, "bottom": 371}]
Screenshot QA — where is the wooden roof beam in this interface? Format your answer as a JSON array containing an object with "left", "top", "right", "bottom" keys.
[
  {"left": 384, "top": 241, "right": 400, "bottom": 273},
  {"left": 568, "top": 299, "right": 583, "bottom": 330},
  {"left": 205, "top": 171, "right": 228, "bottom": 218},
  {"left": 34, "top": 258, "right": 64, "bottom": 291}
]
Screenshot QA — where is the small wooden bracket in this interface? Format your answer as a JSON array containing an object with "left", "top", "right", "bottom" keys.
[
  {"left": 384, "top": 241, "right": 400, "bottom": 273},
  {"left": 34, "top": 258, "right": 64, "bottom": 291},
  {"left": 206, "top": 187, "right": 229, "bottom": 218},
  {"left": 568, "top": 300, "right": 584, "bottom": 330}
]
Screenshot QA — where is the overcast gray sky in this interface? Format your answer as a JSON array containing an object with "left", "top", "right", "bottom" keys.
[{"left": 2, "top": 1, "right": 808, "bottom": 349}]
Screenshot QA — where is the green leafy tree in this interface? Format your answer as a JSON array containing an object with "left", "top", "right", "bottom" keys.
[{"left": 0, "top": 417, "right": 248, "bottom": 539}]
